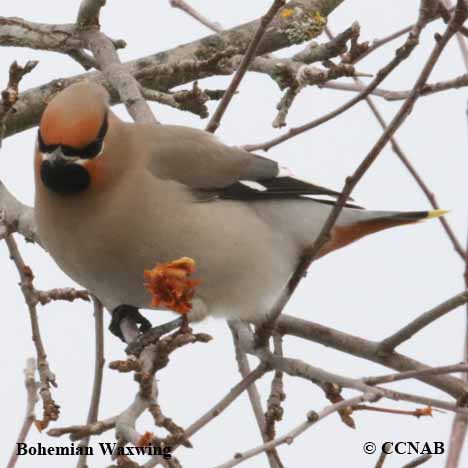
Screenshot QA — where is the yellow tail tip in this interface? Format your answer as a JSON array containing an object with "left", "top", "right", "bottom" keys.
[{"left": 426, "top": 209, "right": 449, "bottom": 219}]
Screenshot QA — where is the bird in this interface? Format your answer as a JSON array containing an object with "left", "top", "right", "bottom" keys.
[{"left": 34, "top": 81, "right": 445, "bottom": 340}]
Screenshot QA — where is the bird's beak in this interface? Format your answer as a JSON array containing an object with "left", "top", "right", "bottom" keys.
[{"left": 43, "top": 147, "right": 67, "bottom": 165}]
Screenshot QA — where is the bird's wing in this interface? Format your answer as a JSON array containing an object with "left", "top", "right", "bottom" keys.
[{"left": 146, "top": 124, "right": 352, "bottom": 202}]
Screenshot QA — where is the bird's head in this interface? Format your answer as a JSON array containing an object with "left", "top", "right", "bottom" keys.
[{"left": 36, "top": 81, "right": 111, "bottom": 195}]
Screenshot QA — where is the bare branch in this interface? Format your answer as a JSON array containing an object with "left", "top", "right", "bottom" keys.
[
  {"left": 229, "top": 322, "right": 283, "bottom": 468},
  {"left": 323, "top": 24, "right": 466, "bottom": 267},
  {"left": 141, "top": 82, "right": 224, "bottom": 119},
  {"left": 213, "top": 394, "right": 376, "bottom": 468},
  {"left": 379, "top": 289, "right": 468, "bottom": 353},
  {"left": 4, "top": 233, "right": 59, "bottom": 430},
  {"left": 80, "top": 29, "right": 158, "bottom": 124},
  {"left": 402, "top": 454, "right": 432, "bottom": 468},
  {"left": 48, "top": 418, "right": 116, "bottom": 440},
  {"left": 321, "top": 73, "right": 468, "bottom": 101},
  {"left": 0, "top": 17, "right": 98, "bottom": 69},
  {"left": 206, "top": 0, "right": 286, "bottom": 133},
  {"left": 439, "top": 4, "right": 468, "bottom": 467},
  {"left": 1, "top": 0, "right": 346, "bottom": 139},
  {"left": 276, "top": 315, "right": 468, "bottom": 399},
  {"left": 292, "top": 23, "right": 360, "bottom": 63},
  {"left": 7, "top": 358, "right": 38, "bottom": 468},
  {"left": 1, "top": 60, "right": 38, "bottom": 146},
  {"left": 412, "top": 0, "right": 441, "bottom": 36},
  {"left": 76, "top": 0, "right": 106, "bottom": 29},
  {"left": 374, "top": 449, "right": 389, "bottom": 468},
  {"left": 265, "top": 335, "right": 285, "bottom": 441},
  {"left": 34, "top": 288, "right": 90, "bottom": 305},
  {"left": 0, "top": 181, "right": 37, "bottom": 243},
  {"left": 243, "top": 31, "right": 420, "bottom": 152},
  {"left": 256, "top": 3, "right": 468, "bottom": 349},
  {"left": 76, "top": 297, "right": 105, "bottom": 468},
  {"left": 141, "top": 364, "right": 268, "bottom": 468},
  {"left": 169, "top": 0, "right": 223, "bottom": 33},
  {"left": 364, "top": 364, "right": 468, "bottom": 386}
]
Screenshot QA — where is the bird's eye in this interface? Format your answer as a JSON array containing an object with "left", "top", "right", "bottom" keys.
[
  {"left": 37, "top": 130, "right": 58, "bottom": 154},
  {"left": 61, "top": 139, "right": 104, "bottom": 159},
  {"left": 41, "top": 111, "right": 108, "bottom": 160}
]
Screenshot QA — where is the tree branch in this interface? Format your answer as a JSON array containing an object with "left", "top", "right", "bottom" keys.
[
  {"left": 7, "top": 358, "right": 38, "bottom": 468},
  {"left": 206, "top": 0, "right": 286, "bottom": 133},
  {"left": 1, "top": 0, "right": 345, "bottom": 139},
  {"left": 4, "top": 233, "right": 59, "bottom": 430},
  {"left": 213, "top": 393, "right": 376, "bottom": 468},
  {"left": 379, "top": 289, "right": 468, "bottom": 353},
  {"left": 168, "top": 0, "right": 223, "bottom": 33},
  {"left": 276, "top": 315, "right": 468, "bottom": 399},
  {"left": 76, "top": 297, "right": 105, "bottom": 468}
]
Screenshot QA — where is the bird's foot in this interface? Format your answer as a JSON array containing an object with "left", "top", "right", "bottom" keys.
[
  {"left": 125, "top": 316, "right": 185, "bottom": 355},
  {"left": 109, "top": 304, "right": 152, "bottom": 341}
]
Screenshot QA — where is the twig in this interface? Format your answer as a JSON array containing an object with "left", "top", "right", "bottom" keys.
[
  {"left": 272, "top": 23, "right": 364, "bottom": 127},
  {"left": 276, "top": 315, "right": 468, "bottom": 399},
  {"left": 359, "top": 93, "right": 465, "bottom": 258},
  {"left": 1, "top": 1, "right": 344, "bottom": 141},
  {"left": 256, "top": 1, "right": 468, "bottom": 348},
  {"left": 292, "top": 23, "right": 360, "bottom": 63},
  {"left": 141, "top": 82, "right": 224, "bottom": 118},
  {"left": 440, "top": 4, "right": 468, "bottom": 468},
  {"left": 321, "top": 73, "right": 468, "bottom": 102},
  {"left": 265, "top": 335, "right": 285, "bottom": 440},
  {"left": 379, "top": 289, "right": 468, "bottom": 352},
  {"left": 272, "top": 61, "right": 360, "bottom": 127},
  {"left": 243, "top": 29, "right": 421, "bottom": 152},
  {"left": 148, "top": 403, "right": 190, "bottom": 448},
  {"left": 374, "top": 449, "right": 389, "bottom": 468},
  {"left": 353, "top": 404, "right": 435, "bottom": 418},
  {"left": 323, "top": 24, "right": 466, "bottom": 267},
  {"left": 76, "top": 297, "right": 105, "bottom": 468},
  {"left": 402, "top": 454, "right": 432, "bottom": 468},
  {"left": 355, "top": 5, "right": 453, "bottom": 65},
  {"left": 206, "top": 0, "right": 286, "bottom": 133},
  {"left": 76, "top": 0, "right": 107, "bottom": 29},
  {"left": 365, "top": 364, "right": 468, "bottom": 386},
  {"left": 7, "top": 358, "right": 38, "bottom": 468},
  {"left": 77, "top": 0, "right": 157, "bottom": 124},
  {"left": 35, "top": 288, "right": 90, "bottom": 305},
  {"left": 81, "top": 29, "right": 158, "bottom": 124},
  {"left": 412, "top": 0, "right": 441, "bottom": 37},
  {"left": 212, "top": 393, "right": 376, "bottom": 468},
  {"left": 4, "top": 233, "right": 59, "bottom": 430},
  {"left": 0, "top": 60, "right": 38, "bottom": 147},
  {"left": 48, "top": 418, "right": 116, "bottom": 440},
  {"left": 229, "top": 322, "right": 283, "bottom": 468},
  {"left": 76, "top": 0, "right": 158, "bottom": 346},
  {"left": 0, "top": 181, "right": 37, "bottom": 243},
  {"left": 142, "top": 365, "right": 268, "bottom": 468},
  {"left": 256, "top": 348, "right": 468, "bottom": 416},
  {"left": 169, "top": 0, "right": 223, "bottom": 33}
]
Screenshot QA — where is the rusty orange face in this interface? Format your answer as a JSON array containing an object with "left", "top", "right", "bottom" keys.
[{"left": 36, "top": 82, "right": 110, "bottom": 195}]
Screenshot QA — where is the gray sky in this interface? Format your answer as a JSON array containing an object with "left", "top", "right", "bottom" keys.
[{"left": 1, "top": 1, "right": 467, "bottom": 467}]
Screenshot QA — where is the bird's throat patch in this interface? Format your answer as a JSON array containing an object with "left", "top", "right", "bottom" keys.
[{"left": 40, "top": 160, "right": 90, "bottom": 195}]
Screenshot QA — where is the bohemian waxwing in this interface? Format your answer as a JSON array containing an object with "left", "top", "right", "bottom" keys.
[{"left": 34, "top": 81, "right": 444, "bottom": 340}]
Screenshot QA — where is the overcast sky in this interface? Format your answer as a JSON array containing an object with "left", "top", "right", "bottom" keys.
[{"left": 1, "top": 1, "right": 467, "bottom": 467}]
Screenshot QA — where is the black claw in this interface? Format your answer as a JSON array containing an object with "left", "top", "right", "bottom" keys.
[{"left": 109, "top": 304, "right": 152, "bottom": 341}]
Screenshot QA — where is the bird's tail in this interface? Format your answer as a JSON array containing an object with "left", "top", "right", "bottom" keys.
[
  {"left": 373, "top": 209, "right": 448, "bottom": 224},
  {"left": 318, "top": 209, "right": 448, "bottom": 258}
]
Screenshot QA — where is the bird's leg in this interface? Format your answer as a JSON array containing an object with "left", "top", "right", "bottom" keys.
[
  {"left": 179, "top": 314, "right": 190, "bottom": 333},
  {"left": 109, "top": 304, "right": 152, "bottom": 341}
]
